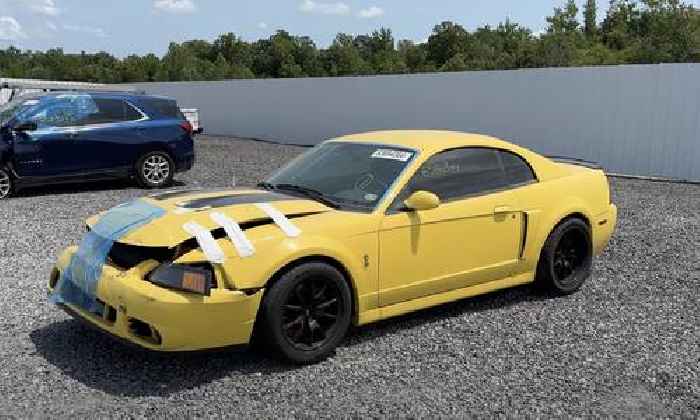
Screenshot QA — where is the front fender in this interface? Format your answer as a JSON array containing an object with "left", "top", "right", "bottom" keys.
[{"left": 222, "top": 231, "right": 379, "bottom": 316}]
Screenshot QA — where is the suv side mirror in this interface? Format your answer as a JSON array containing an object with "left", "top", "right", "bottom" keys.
[
  {"left": 403, "top": 190, "right": 440, "bottom": 211},
  {"left": 13, "top": 121, "right": 37, "bottom": 132}
]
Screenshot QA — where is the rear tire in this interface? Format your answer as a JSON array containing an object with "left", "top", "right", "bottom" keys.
[
  {"left": 535, "top": 218, "right": 593, "bottom": 295},
  {"left": 135, "top": 151, "right": 174, "bottom": 189},
  {"left": 257, "top": 262, "right": 352, "bottom": 364},
  {"left": 0, "top": 168, "right": 14, "bottom": 200}
]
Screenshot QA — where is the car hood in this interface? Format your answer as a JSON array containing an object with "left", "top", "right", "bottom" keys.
[{"left": 87, "top": 188, "right": 343, "bottom": 248}]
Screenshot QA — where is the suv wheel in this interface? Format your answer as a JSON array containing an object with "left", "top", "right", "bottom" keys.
[
  {"left": 535, "top": 218, "right": 593, "bottom": 295},
  {"left": 0, "top": 168, "right": 13, "bottom": 199},
  {"left": 136, "top": 152, "right": 174, "bottom": 188},
  {"left": 257, "top": 262, "right": 352, "bottom": 364}
]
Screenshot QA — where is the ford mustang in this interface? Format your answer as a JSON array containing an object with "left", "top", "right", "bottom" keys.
[{"left": 49, "top": 130, "right": 617, "bottom": 364}]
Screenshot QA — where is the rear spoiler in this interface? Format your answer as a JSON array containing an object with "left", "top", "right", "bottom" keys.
[{"left": 546, "top": 155, "right": 603, "bottom": 170}]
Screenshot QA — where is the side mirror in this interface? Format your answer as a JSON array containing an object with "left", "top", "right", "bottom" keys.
[
  {"left": 13, "top": 121, "right": 37, "bottom": 132},
  {"left": 403, "top": 190, "right": 440, "bottom": 211}
]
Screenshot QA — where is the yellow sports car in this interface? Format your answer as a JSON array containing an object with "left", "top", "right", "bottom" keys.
[{"left": 49, "top": 130, "right": 617, "bottom": 363}]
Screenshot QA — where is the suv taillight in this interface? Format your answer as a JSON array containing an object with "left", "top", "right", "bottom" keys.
[{"left": 180, "top": 121, "right": 193, "bottom": 136}]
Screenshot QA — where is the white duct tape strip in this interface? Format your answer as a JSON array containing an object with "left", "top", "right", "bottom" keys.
[
  {"left": 182, "top": 221, "right": 226, "bottom": 264},
  {"left": 210, "top": 212, "right": 256, "bottom": 258},
  {"left": 173, "top": 207, "right": 196, "bottom": 215},
  {"left": 255, "top": 203, "right": 301, "bottom": 238}
]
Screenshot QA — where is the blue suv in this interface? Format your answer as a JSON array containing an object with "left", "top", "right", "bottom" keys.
[{"left": 0, "top": 91, "right": 195, "bottom": 198}]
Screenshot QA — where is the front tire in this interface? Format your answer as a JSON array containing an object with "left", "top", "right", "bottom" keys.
[
  {"left": 0, "top": 168, "right": 14, "bottom": 200},
  {"left": 135, "top": 151, "right": 174, "bottom": 189},
  {"left": 535, "top": 218, "right": 593, "bottom": 295},
  {"left": 258, "top": 262, "right": 352, "bottom": 364}
]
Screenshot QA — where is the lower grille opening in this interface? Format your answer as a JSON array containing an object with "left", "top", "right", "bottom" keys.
[
  {"left": 104, "top": 304, "right": 117, "bottom": 324},
  {"left": 92, "top": 299, "right": 107, "bottom": 318},
  {"left": 128, "top": 318, "right": 162, "bottom": 345}
]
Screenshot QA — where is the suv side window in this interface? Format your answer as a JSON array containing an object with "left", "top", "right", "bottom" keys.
[
  {"left": 80, "top": 98, "right": 143, "bottom": 125},
  {"left": 499, "top": 150, "right": 537, "bottom": 186},
  {"left": 392, "top": 147, "right": 509, "bottom": 208},
  {"left": 141, "top": 98, "right": 184, "bottom": 119},
  {"left": 27, "top": 96, "right": 96, "bottom": 128}
]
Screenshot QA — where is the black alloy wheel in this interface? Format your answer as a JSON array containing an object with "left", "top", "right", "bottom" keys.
[
  {"left": 282, "top": 275, "right": 342, "bottom": 351},
  {"left": 552, "top": 229, "right": 589, "bottom": 287},
  {"left": 535, "top": 218, "right": 593, "bottom": 295},
  {"left": 257, "top": 262, "right": 352, "bottom": 364}
]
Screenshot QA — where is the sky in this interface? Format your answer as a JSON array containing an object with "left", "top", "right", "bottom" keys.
[{"left": 0, "top": 0, "right": 698, "bottom": 57}]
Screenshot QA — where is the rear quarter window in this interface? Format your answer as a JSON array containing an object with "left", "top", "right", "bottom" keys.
[
  {"left": 499, "top": 150, "right": 537, "bottom": 186},
  {"left": 141, "top": 98, "right": 184, "bottom": 119}
]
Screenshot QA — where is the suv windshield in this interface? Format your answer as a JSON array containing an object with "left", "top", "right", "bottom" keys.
[{"left": 265, "top": 142, "right": 415, "bottom": 211}]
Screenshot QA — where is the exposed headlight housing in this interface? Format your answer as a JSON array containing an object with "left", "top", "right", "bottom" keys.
[{"left": 148, "top": 263, "right": 213, "bottom": 296}]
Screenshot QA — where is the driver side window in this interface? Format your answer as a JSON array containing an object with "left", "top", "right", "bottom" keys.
[
  {"left": 26, "top": 96, "right": 97, "bottom": 129},
  {"left": 390, "top": 147, "right": 509, "bottom": 210}
]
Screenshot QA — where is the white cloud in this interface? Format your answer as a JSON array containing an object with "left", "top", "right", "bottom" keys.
[
  {"left": 46, "top": 20, "right": 57, "bottom": 31},
  {"left": 0, "top": 16, "right": 27, "bottom": 41},
  {"left": 257, "top": 22, "right": 268, "bottom": 29},
  {"left": 299, "top": 0, "right": 350, "bottom": 16},
  {"left": 357, "top": 6, "right": 384, "bottom": 19},
  {"left": 29, "top": 0, "right": 60, "bottom": 16},
  {"left": 154, "top": 0, "right": 196, "bottom": 14},
  {"left": 63, "top": 24, "right": 106, "bottom": 38}
]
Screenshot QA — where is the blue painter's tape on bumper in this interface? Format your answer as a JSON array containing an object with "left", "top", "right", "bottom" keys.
[{"left": 50, "top": 199, "right": 166, "bottom": 313}]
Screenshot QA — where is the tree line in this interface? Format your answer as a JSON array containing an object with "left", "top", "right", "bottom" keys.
[{"left": 1, "top": 0, "right": 698, "bottom": 83}]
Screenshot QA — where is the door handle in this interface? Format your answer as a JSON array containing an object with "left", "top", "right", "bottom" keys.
[{"left": 493, "top": 205, "right": 512, "bottom": 214}]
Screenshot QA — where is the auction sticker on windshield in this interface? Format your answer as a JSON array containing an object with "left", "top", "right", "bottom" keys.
[{"left": 371, "top": 149, "right": 414, "bottom": 162}]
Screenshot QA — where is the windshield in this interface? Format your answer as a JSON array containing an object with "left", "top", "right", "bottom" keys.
[
  {"left": 0, "top": 95, "right": 42, "bottom": 126},
  {"left": 266, "top": 142, "right": 416, "bottom": 211}
]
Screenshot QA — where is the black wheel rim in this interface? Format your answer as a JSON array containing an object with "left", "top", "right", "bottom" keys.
[
  {"left": 553, "top": 229, "right": 588, "bottom": 286},
  {"left": 282, "top": 276, "right": 341, "bottom": 351}
]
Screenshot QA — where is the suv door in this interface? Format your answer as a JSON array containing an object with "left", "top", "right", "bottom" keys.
[
  {"left": 12, "top": 95, "right": 93, "bottom": 177},
  {"left": 378, "top": 147, "right": 526, "bottom": 307},
  {"left": 69, "top": 97, "right": 147, "bottom": 173}
]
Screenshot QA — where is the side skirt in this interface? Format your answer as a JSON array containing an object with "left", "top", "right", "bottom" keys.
[
  {"left": 357, "top": 272, "right": 534, "bottom": 325},
  {"left": 13, "top": 166, "right": 132, "bottom": 189}
]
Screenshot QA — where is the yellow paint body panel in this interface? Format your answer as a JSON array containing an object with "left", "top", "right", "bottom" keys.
[{"left": 52, "top": 130, "right": 617, "bottom": 351}]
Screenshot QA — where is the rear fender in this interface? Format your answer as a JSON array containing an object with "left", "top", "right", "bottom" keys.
[{"left": 521, "top": 197, "right": 594, "bottom": 272}]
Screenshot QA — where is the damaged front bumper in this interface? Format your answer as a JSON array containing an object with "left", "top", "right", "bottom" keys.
[{"left": 50, "top": 246, "right": 263, "bottom": 352}]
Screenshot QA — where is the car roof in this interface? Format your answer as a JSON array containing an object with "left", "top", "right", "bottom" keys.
[{"left": 331, "top": 130, "right": 515, "bottom": 154}]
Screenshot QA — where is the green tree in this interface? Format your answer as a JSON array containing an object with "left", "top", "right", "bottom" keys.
[
  {"left": 427, "top": 21, "right": 469, "bottom": 67},
  {"left": 584, "top": 0, "right": 599, "bottom": 38},
  {"left": 1, "top": 3, "right": 699, "bottom": 82}
]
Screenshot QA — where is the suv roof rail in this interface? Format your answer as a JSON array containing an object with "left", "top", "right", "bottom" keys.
[{"left": 0, "top": 78, "right": 142, "bottom": 93}]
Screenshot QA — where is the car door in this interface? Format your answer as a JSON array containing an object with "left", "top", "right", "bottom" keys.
[
  {"left": 11, "top": 96, "right": 91, "bottom": 177},
  {"left": 12, "top": 129, "right": 76, "bottom": 177},
  {"left": 378, "top": 147, "right": 525, "bottom": 307}
]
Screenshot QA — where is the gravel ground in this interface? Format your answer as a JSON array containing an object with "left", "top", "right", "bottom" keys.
[{"left": 0, "top": 135, "right": 697, "bottom": 418}]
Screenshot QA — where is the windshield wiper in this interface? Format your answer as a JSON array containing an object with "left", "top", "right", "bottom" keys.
[{"left": 271, "top": 183, "right": 341, "bottom": 209}]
